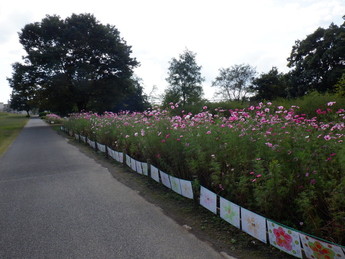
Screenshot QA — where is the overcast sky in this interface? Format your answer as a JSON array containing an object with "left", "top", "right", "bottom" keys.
[{"left": 1, "top": 0, "right": 344, "bottom": 103}]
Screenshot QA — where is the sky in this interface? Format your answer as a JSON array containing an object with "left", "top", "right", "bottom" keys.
[{"left": 0, "top": 0, "right": 344, "bottom": 104}]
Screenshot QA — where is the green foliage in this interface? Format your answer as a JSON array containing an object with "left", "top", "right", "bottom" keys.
[
  {"left": 335, "top": 72, "right": 345, "bottom": 97},
  {"left": 39, "top": 111, "right": 49, "bottom": 118},
  {"left": 164, "top": 49, "right": 204, "bottom": 107},
  {"left": 64, "top": 99, "right": 345, "bottom": 244},
  {"left": 251, "top": 67, "right": 288, "bottom": 100},
  {"left": 7, "top": 63, "right": 38, "bottom": 115},
  {"left": 212, "top": 64, "right": 256, "bottom": 101},
  {"left": 287, "top": 20, "right": 345, "bottom": 96},
  {"left": 273, "top": 92, "right": 345, "bottom": 120},
  {"left": 10, "top": 13, "right": 144, "bottom": 115}
]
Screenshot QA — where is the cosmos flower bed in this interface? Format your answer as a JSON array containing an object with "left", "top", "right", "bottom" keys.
[
  {"left": 64, "top": 102, "right": 345, "bottom": 245},
  {"left": 45, "top": 113, "right": 63, "bottom": 124}
]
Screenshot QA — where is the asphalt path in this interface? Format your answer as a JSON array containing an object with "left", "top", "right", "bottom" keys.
[{"left": 0, "top": 118, "right": 223, "bottom": 259}]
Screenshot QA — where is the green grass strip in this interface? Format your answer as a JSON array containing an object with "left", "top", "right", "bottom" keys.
[{"left": 0, "top": 112, "right": 28, "bottom": 156}]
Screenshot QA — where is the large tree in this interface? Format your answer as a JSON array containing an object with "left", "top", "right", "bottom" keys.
[
  {"left": 212, "top": 64, "right": 256, "bottom": 101},
  {"left": 164, "top": 49, "right": 204, "bottom": 106},
  {"left": 9, "top": 13, "right": 141, "bottom": 115},
  {"left": 8, "top": 63, "right": 39, "bottom": 116},
  {"left": 287, "top": 20, "right": 345, "bottom": 96},
  {"left": 251, "top": 67, "right": 288, "bottom": 100}
]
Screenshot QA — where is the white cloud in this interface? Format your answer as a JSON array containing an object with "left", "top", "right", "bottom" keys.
[{"left": 0, "top": 0, "right": 344, "bottom": 103}]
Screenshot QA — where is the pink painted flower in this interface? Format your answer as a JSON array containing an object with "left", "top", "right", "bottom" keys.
[
  {"left": 206, "top": 131, "right": 211, "bottom": 135},
  {"left": 327, "top": 101, "right": 336, "bottom": 106},
  {"left": 273, "top": 227, "right": 293, "bottom": 251}
]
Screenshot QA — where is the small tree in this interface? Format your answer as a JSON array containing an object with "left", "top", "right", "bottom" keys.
[
  {"left": 251, "top": 67, "right": 288, "bottom": 100},
  {"left": 165, "top": 49, "right": 204, "bottom": 106},
  {"left": 212, "top": 64, "right": 256, "bottom": 101}
]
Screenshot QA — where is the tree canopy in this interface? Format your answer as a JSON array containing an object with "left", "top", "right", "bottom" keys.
[
  {"left": 251, "top": 67, "right": 288, "bottom": 100},
  {"left": 9, "top": 13, "right": 146, "bottom": 115},
  {"left": 287, "top": 21, "right": 345, "bottom": 97},
  {"left": 212, "top": 64, "right": 256, "bottom": 101},
  {"left": 164, "top": 49, "right": 204, "bottom": 106},
  {"left": 8, "top": 63, "right": 38, "bottom": 115}
]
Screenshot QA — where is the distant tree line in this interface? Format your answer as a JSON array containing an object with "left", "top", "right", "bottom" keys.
[
  {"left": 8, "top": 14, "right": 345, "bottom": 115},
  {"left": 163, "top": 16, "right": 345, "bottom": 106}
]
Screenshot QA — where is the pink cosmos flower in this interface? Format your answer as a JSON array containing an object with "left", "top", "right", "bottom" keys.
[
  {"left": 324, "top": 135, "right": 331, "bottom": 141},
  {"left": 265, "top": 142, "right": 273, "bottom": 148},
  {"left": 327, "top": 101, "right": 336, "bottom": 106}
]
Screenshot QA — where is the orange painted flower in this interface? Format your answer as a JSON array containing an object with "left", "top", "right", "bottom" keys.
[{"left": 309, "top": 241, "right": 335, "bottom": 259}]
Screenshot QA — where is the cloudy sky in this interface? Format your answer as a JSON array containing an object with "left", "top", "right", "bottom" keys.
[{"left": 0, "top": 0, "right": 344, "bottom": 103}]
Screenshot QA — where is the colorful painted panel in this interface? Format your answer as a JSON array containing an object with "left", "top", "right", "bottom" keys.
[
  {"left": 300, "top": 233, "right": 345, "bottom": 259},
  {"left": 108, "top": 148, "right": 115, "bottom": 160},
  {"left": 80, "top": 136, "right": 86, "bottom": 143},
  {"left": 241, "top": 207, "right": 267, "bottom": 243},
  {"left": 160, "top": 170, "right": 171, "bottom": 189},
  {"left": 125, "top": 155, "right": 131, "bottom": 167},
  {"left": 88, "top": 139, "right": 96, "bottom": 149},
  {"left": 135, "top": 160, "right": 143, "bottom": 174},
  {"left": 219, "top": 197, "right": 240, "bottom": 229},
  {"left": 118, "top": 152, "right": 123, "bottom": 163},
  {"left": 267, "top": 220, "right": 302, "bottom": 258},
  {"left": 200, "top": 186, "right": 217, "bottom": 214},
  {"left": 150, "top": 165, "right": 160, "bottom": 183},
  {"left": 169, "top": 176, "right": 182, "bottom": 195},
  {"left": 97, "top": 143, "right": 106, "bottom": 153},
  {"left": 141, "top": 162, "right": 148, "bottom": 176},
  {"left": 113, "top": 150, "right": 119, "bottom": 162},
  {"left": 180, "top": 179, "right": 194, "bottom": 199},
  {"left": 130, "top": 158, "right": 137, "bottom": 171}
]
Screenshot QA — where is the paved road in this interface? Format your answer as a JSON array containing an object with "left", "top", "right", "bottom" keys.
[{"left": 0, "top": 119, "right": 223, "bottom": 259}]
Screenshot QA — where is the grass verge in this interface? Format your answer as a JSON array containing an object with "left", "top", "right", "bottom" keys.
[{"left": 0, "top": 113, "right": 28, "bottom": 156}]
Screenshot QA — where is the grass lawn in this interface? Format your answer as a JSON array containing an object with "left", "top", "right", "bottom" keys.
[{"left": 0, "top": 112, "right": 28, "bottom": 156}]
